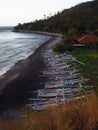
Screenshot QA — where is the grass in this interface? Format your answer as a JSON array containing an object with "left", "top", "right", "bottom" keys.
[
  {"left": 73, "top": 48, "right": 98, "bottom": 92},
  {"left": 73, "top": 48, "right": 98, "bottom": 68},
  {"left": 0, "top": 93, "right": 98, "bottom": 130}
]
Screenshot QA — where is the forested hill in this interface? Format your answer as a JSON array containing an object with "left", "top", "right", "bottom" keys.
[{"left": 14, "top": 0, "right": 98, "bottom": 34}]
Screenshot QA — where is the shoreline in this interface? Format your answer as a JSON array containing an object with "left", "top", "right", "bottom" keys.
[
  {"left": 0, "top": 32, "right": 62, "bottom": 113},
  {"left": 13, "top": 30, "right": 62, "bottom": 37}
]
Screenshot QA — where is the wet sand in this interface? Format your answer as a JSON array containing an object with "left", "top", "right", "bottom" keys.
[{"left": 0, "top": 33, "right": 62, "bottom": 113}]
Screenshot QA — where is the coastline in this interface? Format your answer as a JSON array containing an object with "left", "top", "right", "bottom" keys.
[
  {"left": 0, "top": 32, "right": 62, "bottom": 112},
  {"left": 13, "top": 29, "right": 62, "bottom": 37}
]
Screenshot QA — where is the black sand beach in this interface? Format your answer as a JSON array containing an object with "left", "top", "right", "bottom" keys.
[{"left": 0, "top": 33, "right": 61, "bottom": 113}]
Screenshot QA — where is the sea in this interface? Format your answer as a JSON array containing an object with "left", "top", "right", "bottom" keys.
[{"left": 0, "top": 26, "right": 51, "bottom": 76}]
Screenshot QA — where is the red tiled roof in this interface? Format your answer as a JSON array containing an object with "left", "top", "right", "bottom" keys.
[{"left": 78, "top": 34, "right": 98, "bottom": 43}]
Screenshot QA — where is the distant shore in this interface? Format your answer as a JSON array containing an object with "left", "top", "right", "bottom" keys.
[
  {"left": 13, "top": 29, "right": 62, "bottom": 36},
  {"left": 0, "top": 31, "right": 62, "bottom": 112}
]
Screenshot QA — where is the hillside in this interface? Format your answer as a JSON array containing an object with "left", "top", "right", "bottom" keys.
[{"left": 14, "top": 0, "right": 98, "bottom": 34}]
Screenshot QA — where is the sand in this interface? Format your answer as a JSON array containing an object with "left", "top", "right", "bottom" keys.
[{"left": 0, "top": 32, "right": 62, "bottom": 112}]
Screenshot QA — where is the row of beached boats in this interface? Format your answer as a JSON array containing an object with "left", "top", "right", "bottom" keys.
[{"left": 26, "top": 40, "right": 93, "bottom": 110}]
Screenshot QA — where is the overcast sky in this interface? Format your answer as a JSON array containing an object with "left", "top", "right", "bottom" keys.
[{"left": 0, "top": 0, "right": 93, "bottom": 26}]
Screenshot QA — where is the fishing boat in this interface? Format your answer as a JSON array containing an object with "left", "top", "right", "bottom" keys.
[{"left": 32, "top": 102, "right": 58, "bottom": 110}]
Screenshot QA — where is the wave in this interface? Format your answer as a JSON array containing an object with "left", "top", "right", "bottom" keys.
[{"left": 0, "top": 30, "right": 50, "bottom": 76}]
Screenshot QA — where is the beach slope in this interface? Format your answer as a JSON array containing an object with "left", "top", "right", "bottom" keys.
[{"left": 0, "top": 33, "right": 61, "bottom": 112}]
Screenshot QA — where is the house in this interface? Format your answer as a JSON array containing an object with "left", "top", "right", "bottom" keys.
[{"left": 78, "top": 34, "right": 98, "bottom": 44}]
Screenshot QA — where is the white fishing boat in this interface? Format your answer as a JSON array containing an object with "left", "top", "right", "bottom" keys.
[
  {"left": 43, "top": 71, "right": 58, "bottom": 75},
  {"left": 32, "top": 103, "right": 58, "bottom": 110},
  {"left": 38, "top": 90, "right": 58, "bottom": 98},
  {"left": 66, "top": 95, "right": 85, "bottom": 102},
  {"left": 45, "top": 83, "right": 65, "bottom": 89},
  {"left": 66, "top": 78, "right": 86, "bottom": 85},
  {"left": 28, "top": 98, "right": 47, "bottom": 101}
]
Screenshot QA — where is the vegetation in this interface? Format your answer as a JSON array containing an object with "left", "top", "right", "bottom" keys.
[
  {"left": 53, "top": 39, "right": 73, "bottom": 53},
  {"left": 0, "top": 93, "right": 98, "bottom": 130},
  {"left": 14, "top": 0, "right": 98, "bottom": 34},
  {"left": 53, "top": 30, "right": 79, "bottom": 52},
  {"left": 53, "top": 43, "right": 98, "bottom": 91},
  {"left": 73, "top": 48, "right": 98, "bottom": 92}
]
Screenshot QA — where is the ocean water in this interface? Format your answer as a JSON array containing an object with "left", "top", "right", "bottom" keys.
[{"left": 0, "top": 27, "right": 51, "bottom": 76}]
